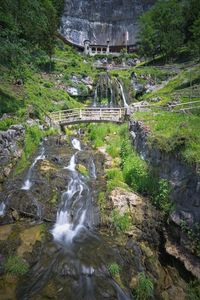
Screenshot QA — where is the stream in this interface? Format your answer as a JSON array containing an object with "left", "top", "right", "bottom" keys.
[
  {"left": 16, "top": 137, "right": 132, "bottom": 300},
  {"left": 0, "top": 134, "right": 190, "bottom": 300}
]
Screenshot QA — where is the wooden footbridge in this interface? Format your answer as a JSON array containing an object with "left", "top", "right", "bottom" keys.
[{"left": 47, "top": 107, "right": 127, "bottom": 128}]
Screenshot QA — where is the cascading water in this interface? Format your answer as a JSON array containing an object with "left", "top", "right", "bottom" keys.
[
  {"left": 0, "top": 202, "right": 5, "bottom": 216},
  {"left": 21, "top": 145, "right": 45, "bottom": 190},
  {"left": 72, "top": 138, "right": 81, "bottom": 151},
  {"left": 89, "top": 158, "right": 97, "bottom": 179},
  {"left": 52, "top": 137, "right": 88, "bottom": 244},
  {"left": 115, "top": 78, "right": 129, "bottom": 108},
  {"left": 92, "top": 86, "right": 98, "bottom": 107},
  {"left": 17, "top": 136, "right": 131, "bottom": 300}
]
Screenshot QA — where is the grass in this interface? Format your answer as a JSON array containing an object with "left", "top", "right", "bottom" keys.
[
  {"left": 87, "top": 123, "right": 174, "bottom": 217},
  {"left": 108, "top": 262, "right": 121, "bottom": 276},
  {"left": 14, "top": 125, "right": 43, "bottom": 175},
  {"left": 111, "top": 209, "right": 132, "bottom": 232},
  {"left": 187, "top": 280, "right": 200, "bottom": 300},
  {"left": 134, "top": 111, "right": 200, "bottom": 164},
  {"left": 135, "top": 272, "right": 154, "bottom": 300},
  {"left": 5, "top": 255, "right": 29, "bottom": 275}
]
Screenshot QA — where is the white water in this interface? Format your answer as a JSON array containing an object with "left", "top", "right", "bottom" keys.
[
  {"left": 117, "top": 79, "right": 129, "bottom": 108},
  {"left": 21, "top": 146, "right": 45, "bottom": 190},
  {"left": 90, "top": 159, "right": 96, "bottom": 179},
  {"left": 65, "top": 154, "right": 76, "bottom": 171},
  {"left": 0, "top": 202, "right": 6, "bottom": 216},
  {"left": 93, "top": 87, "right": 98, "bottom": 107},
  {"left": 52, "top": 138, "right": 89, "bottom": 244},
  {"left": 72, "top": 138, "right": 81, "bottom": 151}
]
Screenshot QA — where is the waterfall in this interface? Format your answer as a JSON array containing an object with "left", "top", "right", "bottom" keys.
[
  {"left": 21, "top": 145, "right": 45, "bottom": 190},
  {"left": 52, "top": 138, "right": 90, "bottom": 244},
  {"left": 116, "top": 79, "right": 129, "bottom": 108},
  {"left": 92, "top": 86, "right": 98, "bottom": 107},
  {"left": 72, "top": 138, "right": 81, "bottom": 151},
  {"left": 90, "top": 159, "right": 96, "bottom": 179},
  {"left": 0, "top": 202, "right": 5, "bottom": 216}
]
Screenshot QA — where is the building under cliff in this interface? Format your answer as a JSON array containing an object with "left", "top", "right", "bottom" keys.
[{"left": 59, "top": 0, "right": 155, "bottom": 55}]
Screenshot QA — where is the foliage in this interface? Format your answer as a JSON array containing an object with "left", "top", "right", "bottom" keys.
[
  {"left": 108, "top": 262, "right": 121, "bottom": 276},
  {"left": 0, "top": 0, "right": 61, "bottom": 73},
  {"left": 0, "top": 118, "right": 15, "bottom": 131},
  {"left": 152, "top": 179, "right": 173, "bottom": 217},
  {"left": 5, "top": 255, "right": 29, "bottom": 275},
  {"left": 76, "top": 164, "right": 89, "bottom": 177},
  {"left": 98, "top": 192, "right": 106, "bottom": 215},
  {"left": 135, "top": 272, "right": 154, "bottom": 300},
  {"left": 111, "top": 209, "right": 131, "bottom": 232},
  {"left": 180, "top": 220, "right": 200, "bottom": 257},
  {"left": 14, "top": 125, "right": 43, "bottom": 175},
  {"left": 134, "top": 111, "right": 200, "bottom": 164},
  {"left": 106, "top": 168, "right": 128, "bottom": 192},
  {"left": 187, "top": 280, "right": 200, "bottom": 300},
  {"left": 139, "top": 0, "right": 200, "bottom": 60}
]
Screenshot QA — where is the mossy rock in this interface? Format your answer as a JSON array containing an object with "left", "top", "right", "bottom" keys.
[{"left": 76, "top": 164, "right": 88, "bottom": 176}]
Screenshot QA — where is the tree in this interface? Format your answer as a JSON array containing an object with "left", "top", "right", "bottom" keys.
[
  {"left": 139, "top": 0, "right": 185, "bottom": 60},
  {"left": 190, "top": 15, "right": 200, "bottom": 59}
]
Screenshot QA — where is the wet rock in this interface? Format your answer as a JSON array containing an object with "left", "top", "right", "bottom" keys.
[
  {"left": 0, "top": 224, "right": 13, "bottom": 240},
  {"left": 17, "top": 225, "right": 43, "bottom": 257},
  {"left": 11, "top": 210, "right": 19, "bottom": 221}
]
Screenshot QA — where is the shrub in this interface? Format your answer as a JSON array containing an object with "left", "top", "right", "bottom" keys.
[
  {"left": 98, "top": 192, "right": 106, "bottom": 214},
  {"left": 135, "top": 272, "right": 154, "bottom": 300},
  {"left": 108, "top": 263, "right": 121, "bottom": 276},
  {"left": 106, "top": 168, "right": 128, "bottom": 192},
  {"left": 5, "top": 256, "right": 29, "bottom": 275},
  {"left": 187, "top": 280, "right": 200, "bottom": 300},
  {"left": 0, "top": 118, "right": 15, "bottom": 131},
  {"left": 152, "top": 179, "right": 173, "bottom": 216},
  {"left": 111, "top": 209, "right": 131, "bottom": 232}
]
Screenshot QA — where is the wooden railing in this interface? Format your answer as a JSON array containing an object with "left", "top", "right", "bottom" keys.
[{"left": 49, "top": 107, "right": 126, "bottom": 126}]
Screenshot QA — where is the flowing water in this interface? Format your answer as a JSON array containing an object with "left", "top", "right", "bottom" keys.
[
  {"left": 0, "top": 202, "right": 5, "bottom": 216},
  {"left": 21, "top": 145, "right": 45, "bottom": 190},
  {"left": 16, "top": 138, "right": 132, "bottom": 299}
]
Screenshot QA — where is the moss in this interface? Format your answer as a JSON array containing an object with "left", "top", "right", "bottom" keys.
[
  {"left": 5, "top": 255, "right": 29, "bottom": 275},
  {"left": 76, "top": 164, "right": 89, "bottom": 176}
]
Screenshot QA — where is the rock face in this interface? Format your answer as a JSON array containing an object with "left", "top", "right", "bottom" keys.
[
  {"left": 129, "top": 120, "right": 200, "bottom": 275},
  {"left": 60, "top": 0, "right": 155, "bottom": 46},
  {"left": 0, "top": 125, "right": 25, "bottom": 183},
  {"left": 129, "top": 120, "right": 200, "bottom": 225}
]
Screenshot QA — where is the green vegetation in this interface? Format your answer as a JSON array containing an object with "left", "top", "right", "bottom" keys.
[
  {"left": 180, "top": 221, "right": 200, "bottom": 257},
  {"left": 14, "top": 125, "right": 43, "bottom": 175},
  {"left": 135, "top": 272, "right": 154, "bottom": 300},
  {"left": 0, "top": 0, "right": 64, "bottom": 73},
  {"left": 111, "top": 209, "right": 131, "bottom": 232},
  {"left": 187, "top": 280, "right": 200, "bottom": 300},
  {"left": 139, "top": 0, "right": 200, "bottom": 60},
  {"left": 106, "top": 168, "right": 128, "bottom": 192},
  {"left": 108, "top": 262, "right": 121, "bottom": 276},
  {"left": 98, "top": 192, "right": 106, "bottom": 215},
  {"left": 76, "top": 164, "right": 89, "bottom": 177},
  {"left": 5, "top": 255, "right": 29, "bottom": 275},
  {"left": 134, "top": 111, "right": 200, "bottom": 164},
  {"left": 88, "top": 123, "right": 173, "bottom": 217}
]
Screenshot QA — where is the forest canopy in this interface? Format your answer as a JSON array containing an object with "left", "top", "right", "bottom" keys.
[
  {"left": 139, "top": 0, "right": 200, "bottom": 59},
  {"left": 0, "top": 0, "right": 64, "bottom": 68}
]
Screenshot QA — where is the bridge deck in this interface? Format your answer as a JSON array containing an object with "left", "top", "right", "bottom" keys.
[{"left": 49, "top": 107, "right": 126, "bottom": 127}]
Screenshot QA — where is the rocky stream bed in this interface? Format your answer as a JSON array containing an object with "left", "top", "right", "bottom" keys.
[{"left": 0, "top": 133, "right": 194, "bottom": 299}]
